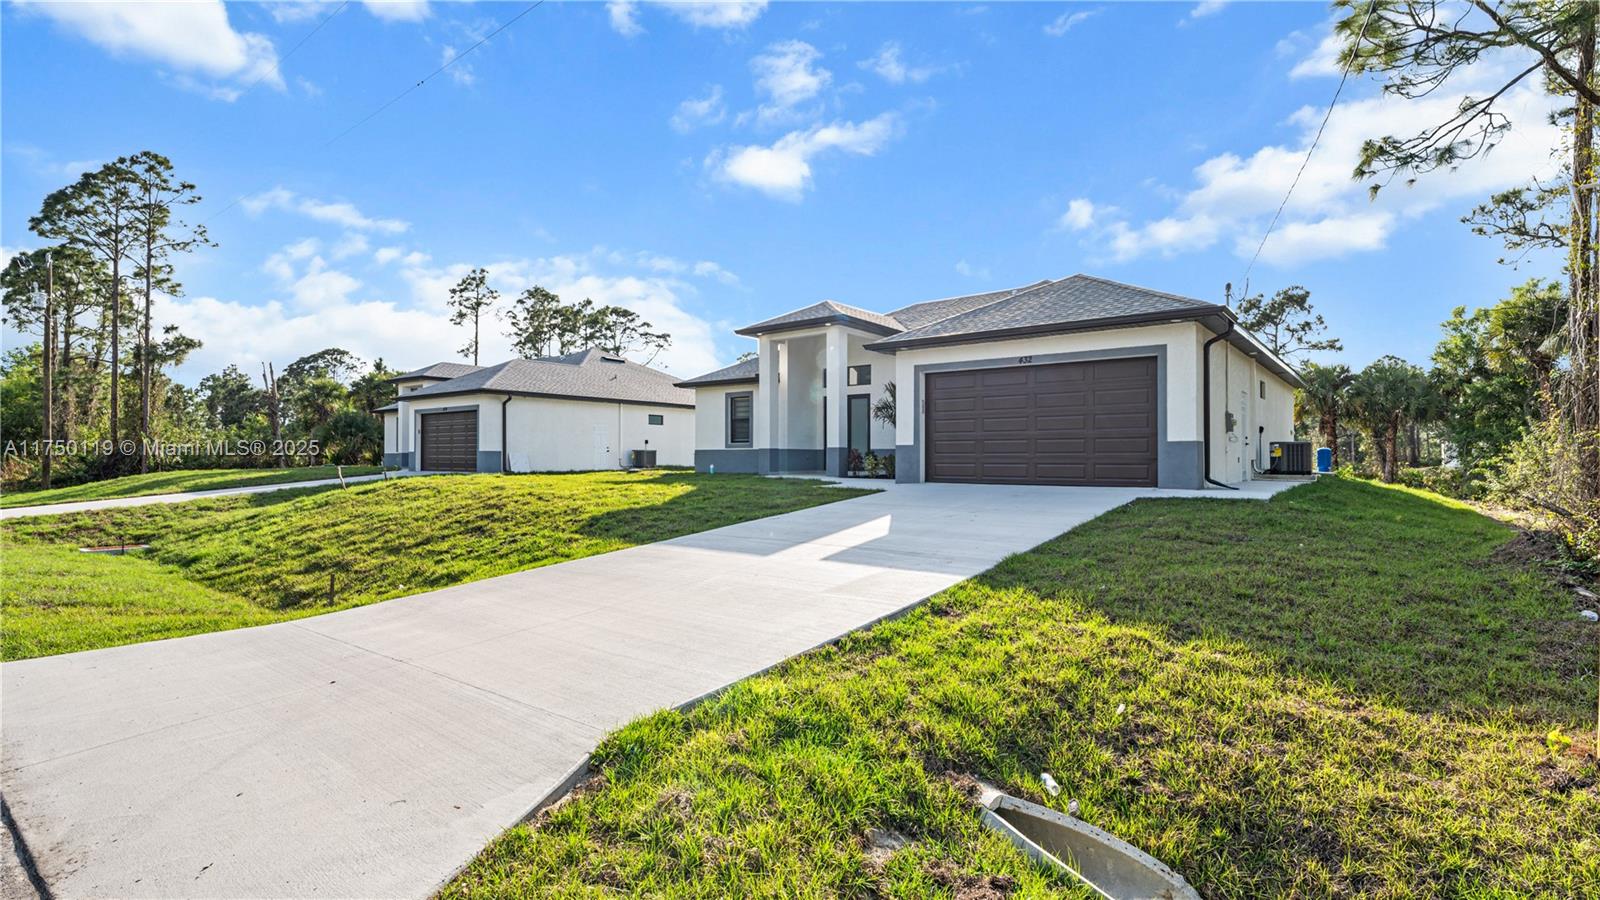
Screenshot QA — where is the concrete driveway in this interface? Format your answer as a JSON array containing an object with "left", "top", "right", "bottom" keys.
[{"left": 1, "top": 480, "right": 1297, "bottom": 899}]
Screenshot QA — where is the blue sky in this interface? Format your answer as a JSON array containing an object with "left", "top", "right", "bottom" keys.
[{"left": 1, "top": 0, "right": 1565, "bottom": 383}]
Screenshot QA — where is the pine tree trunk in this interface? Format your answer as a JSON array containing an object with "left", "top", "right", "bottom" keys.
[
  {"left": 1571, "top": 16, "right": 1600, "bottom": 498},
  {"left": 41, "top": 256, "right": 53, "bottom": 490},
  {"left": 140, "top": 237, "right": 153, "bottom": 475},
  {"left": 109, "top": 254, "right": 121, "bottom": 453}
]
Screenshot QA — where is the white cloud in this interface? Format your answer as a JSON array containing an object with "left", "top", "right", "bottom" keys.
[
  {"left": 331, "top": 233, "right": 371, "bottom": 260},
  {"left": 1066, "top": 57, "right": 1562, "bottom": 266},
  {"left": 662, "top": 1, "right": 766, "bottom": 30},
  {"left": 954, "top": 259, "right": 990, "bottom": 279},
  {"left": 1186, "top": 1, "right": 1229, "bottom": 20},
  {"left": 19, "top": 0, "right": 281, "bottom": 98},
  {"left": 441, "top": 45, "right": 475, "bottom": 85},
  {"left": 1044, "top": 9, "right": 1098, "bottom": 37},
  {"left": 859, "top": 42, "right": 936, "bottom": 85},
  {"left": 243, "top": 188, "right": 410, "bottom": 233},
  {"left": 606, "top": 1, "right": 766, "bottom": 36},
  {"left": 709, "top": 113, "right": 900, "bottom": 201},
  {"left": 1059, "top": 198, "right": 1098, "bottom": 231},
  {"left": 1235, "top": 212, "right": 1394, "bottom": 265},
  {"left": 1288, "top": 29, "right": 1344, "bottom": 79},
  {"left": 671, "top": 85, "right": 727, "bottom": 133},
  {"left": 362, "top": 1, "right": 430, "bottom": 23},
  {"left": 607, "top": 1, "right": 644, "bottom": 37},
  {"left": 750, "top": 40, "right": 831, "bottom": 125}
]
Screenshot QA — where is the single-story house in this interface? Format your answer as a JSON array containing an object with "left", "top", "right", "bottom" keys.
[
  {"left": 674, "top": 274, "right": 1303, "bottom": 489},
  {"left": 378, "top": 348, "right": 694, "bottom": 472}
]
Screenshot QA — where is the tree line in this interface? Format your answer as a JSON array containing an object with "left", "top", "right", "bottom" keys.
[{"left": 445, "top": 266, "right": 671, "bottom": 365}]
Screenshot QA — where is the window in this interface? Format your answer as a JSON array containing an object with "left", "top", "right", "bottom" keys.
[
  {"left": 648, "top": 413, "right": 664, "bottom": 426},
  {"left": 1259, "top": 380, "right": 1266, "bottom": 399},
  {"left": 727, "top": 392, "right": 753, "bottom": 446},
  {"left": 848, "top": 364, "right": 871, "bottom": 386}
]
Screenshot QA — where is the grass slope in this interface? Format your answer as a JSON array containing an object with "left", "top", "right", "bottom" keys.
[
  {"left": 444, "top": 477, "right": 1599, "bottom": 899},
  {"left": 0, "top": 465, "right": 384, "bottom": 508},
  {"left": 2, "top": 472, "right": 869, "bottom": 660}
]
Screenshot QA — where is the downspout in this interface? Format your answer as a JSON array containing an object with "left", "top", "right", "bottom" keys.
[
  {"left": 500, "top": 395, "right": 512, "bottom": 473},
  {"left": 1203, "top": 321, "right": 1238, "bottom": 491}
]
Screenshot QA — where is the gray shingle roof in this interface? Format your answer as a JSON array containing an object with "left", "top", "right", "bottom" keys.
[
  {"left": 389, "top": 361, "right": 485, "bottom": 383},
  {"left": 400, "top": 349, "right": 694, "bottom": 407},
  {"left": 675, "top": 356, "right": 760, "bottom": 387},
  {"left": 735, "top": 300, "right": 904, "bottom": 336},
  {"left": 866, "top": 275, "right": 1220, "bottom": 349},
  {"left": 885, "top": 280, "right": 1054, "bottom": 330}
]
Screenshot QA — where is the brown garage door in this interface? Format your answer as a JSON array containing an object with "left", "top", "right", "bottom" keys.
[
  {"left": 420, "top": 409, "right": 478, "bottom": 472},
  {"left": 926, "top": 357, "right": 1157, "bottom": 486}
]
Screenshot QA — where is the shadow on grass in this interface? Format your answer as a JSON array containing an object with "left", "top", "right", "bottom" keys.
[{"left": 968, "top": 476, "right": 1593, "bottom": 723}]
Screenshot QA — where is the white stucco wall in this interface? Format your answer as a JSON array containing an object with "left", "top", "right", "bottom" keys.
[
  {"left": 392, "top": 393, "right": 692, "bottom": 471},
  {"left": 891, "top": 322, "right": 1206, "bottom": 448},
  {"left": 847, "top": 337, "right": 896, "bottom": 452},
  {"left": 501, "top": 396, "right": 692, "bottom": 471},
  {"left": 382, "top": 413, "right": 398, "bottom": 454},
  {"left": 1204, "top": 338, "right": 1296, "bottom": 483},
  {"left": 692, "top": 383, "right": 760, "bottom": 449}
]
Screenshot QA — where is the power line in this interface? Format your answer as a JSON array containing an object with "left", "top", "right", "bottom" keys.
[
  {"left": 1239, "top": 0, "right": 1380, "bottom": 296},
  {"left": 201, "top": 1, "right": 544, "bottom": 227},
  {"left": 323, "top": 1, "right": 544, "bottom": 148},
  {"left": 235, "top": 1, "right": 352, "bottom": 99}
]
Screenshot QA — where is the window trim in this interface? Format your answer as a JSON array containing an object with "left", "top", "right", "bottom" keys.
[
  {"left": 725, "top": 390, "right": 754, "bottom": 448},
  {"left": 1259, "top": 380, "right": 1266, "bottom": 400},
  {"left": 647, "top": 413, "right": 665, "bottom": 426},
  {"left": 848, "top": 364, "right": 871, "bottom": 386}
]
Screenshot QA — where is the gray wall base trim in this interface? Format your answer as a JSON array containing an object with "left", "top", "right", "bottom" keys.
[
  {"left": 895, "top": 444, "right": 921, "bottom": 483},
  {"left": 1158, "top": 441, "right": 1204, "bottom": 490},
  {"left": 760, "top": 448, "right": 825, "bottom": 474},
  {"left": 825, "top": 446, "right": 848, "bottom": 476},
  {"left": 476, "top": 450, "right": 503, "bottom": 473},
  {"left": 696, "top": 449, "right": 759, "bottom": 474},
  {"left": 383, "top": 451, "right": 413, "bottom": 470}
]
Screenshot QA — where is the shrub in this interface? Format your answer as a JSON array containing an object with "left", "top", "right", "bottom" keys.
[
  {"left": 1396, "top": 465, "right": 1489, "bottom": 500},
  {"left": 1487, "top": 416, "right": 1600, "bottom": 560}
]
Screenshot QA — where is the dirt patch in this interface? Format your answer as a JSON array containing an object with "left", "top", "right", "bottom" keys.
[
  {"left": 1535, "top": 759, "right": 1598, "bottom": 795},
  {"left": 923, "top": 859, "right": 1017, "bottom": 900}
]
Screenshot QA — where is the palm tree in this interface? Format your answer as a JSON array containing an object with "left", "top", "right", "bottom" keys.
[
  {"left": 1347, "top": 356, "right": 1431, "bottom": 482},
  {"left": 1296, "top": 362, "right": 1353, "bottom": 466}
]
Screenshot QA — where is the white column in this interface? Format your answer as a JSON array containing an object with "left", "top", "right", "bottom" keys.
[
  {"left": 825, "top": 326, "right": 849, "bottom": 474},
  {"left": 757, "top": 337, "right": 780, "bottom": 470}
]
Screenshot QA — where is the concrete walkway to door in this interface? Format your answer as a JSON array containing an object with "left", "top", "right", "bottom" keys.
[{"left": 0, "top": 480, "right": 1299, "bottom": 899}]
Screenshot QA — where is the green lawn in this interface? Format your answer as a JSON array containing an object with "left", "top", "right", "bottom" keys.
[
  {"left": 1, "top": 471, "right": 870, "bottom": 660},
  {"left": 444, "top": 477, "right": 1599, "bottom": 899},
  {"left": 0, "top": 465, "right": 385, "bottom": 508}
]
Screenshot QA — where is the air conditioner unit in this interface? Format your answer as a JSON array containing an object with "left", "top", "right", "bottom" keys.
[{"left": 1268, "top": 441, "right": 1311, "bottom": 475}]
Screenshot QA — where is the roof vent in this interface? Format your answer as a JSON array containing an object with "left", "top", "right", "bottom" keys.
[{"left": 600, "top": 354, "right": 626, "bottom": 364}]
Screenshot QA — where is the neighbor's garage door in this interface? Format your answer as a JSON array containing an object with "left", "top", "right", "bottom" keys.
[
  {"left": 926, "top": 357, "right": 1157, "bottom": 486},
  {"left": 420, "top": 409, "right": 478, "bottom": 472}
]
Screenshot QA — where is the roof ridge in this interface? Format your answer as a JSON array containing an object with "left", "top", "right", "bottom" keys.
[
  {"left": 1069, "top": 273, "right": 1214, "bottom": 308},
  {"left": 891, "top": 278, "right": 1060, "bottom": 333},
  {"left": 884, "top": 279, "right": 1056, "bottom": 329}
]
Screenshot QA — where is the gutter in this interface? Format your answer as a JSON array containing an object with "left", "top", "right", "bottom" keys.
[
  {"left": 501, "top": 395, "right": 512, "bottom": 473},
  {"left": 1202, "top": 321, "right": 1238, "bottom": 491}
]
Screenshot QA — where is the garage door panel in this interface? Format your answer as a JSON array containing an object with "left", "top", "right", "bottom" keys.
[
  {"left": 979, "top": 369, "right": 1030, "bottom": 387},
  {"left": 927, "top": 357, "right": 1156, "bottom": 486},
  {"left": 421, "top": 410, "right": 478, "bottom": 472}
]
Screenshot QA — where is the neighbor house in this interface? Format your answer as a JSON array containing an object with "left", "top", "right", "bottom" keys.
[
  {"left": 379, "top": 349, "right": 694, "bottom": 472},
  {"left": 675, "top": 275, "right": 1303, "bottom": 488}
]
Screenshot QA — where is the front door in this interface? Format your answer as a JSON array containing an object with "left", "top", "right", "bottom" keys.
[{"left": 847, "top": 394, "right": 870, "bottom": 469}]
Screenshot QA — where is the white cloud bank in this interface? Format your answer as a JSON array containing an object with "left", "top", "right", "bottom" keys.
[
  {"left": 671, "top": 85, "right": 727, "bottom": 133},
  {"left": 606, "top": 1, "right": 767, "bottom": 36},
  {"left": 858, "top": 42, "right": 937, "bottom": 85},
  {"left": 243, "top": 188, "right": 411, "bottom": 234},
  {"left": 709, "top": 114, "right": 900, "bottom": 201},
  {"left": 749, "top": 40, "right": 832, "bottom": 125},
  {"left": 1065, "top": 56, "right": 1562, "bottom": 266},
  {"left": 18, "top": 0, "right": 281, "bottom": 99}
]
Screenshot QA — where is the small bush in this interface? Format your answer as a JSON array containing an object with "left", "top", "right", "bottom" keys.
[{"left": 1396, "top": 465, "right": 1488, "bottom": 500}]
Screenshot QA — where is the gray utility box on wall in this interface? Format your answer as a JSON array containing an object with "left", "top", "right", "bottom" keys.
[
  {"left": 1269, "top": 442, "right": 1312, "bottom": 475},
  {"left": 630, "top": 449, "right": 657, "bottom": 468}
]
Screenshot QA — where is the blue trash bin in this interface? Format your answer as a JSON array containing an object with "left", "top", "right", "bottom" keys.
[{"left": 1315, "top": 446, "right": 1333, "bottom": 473}]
